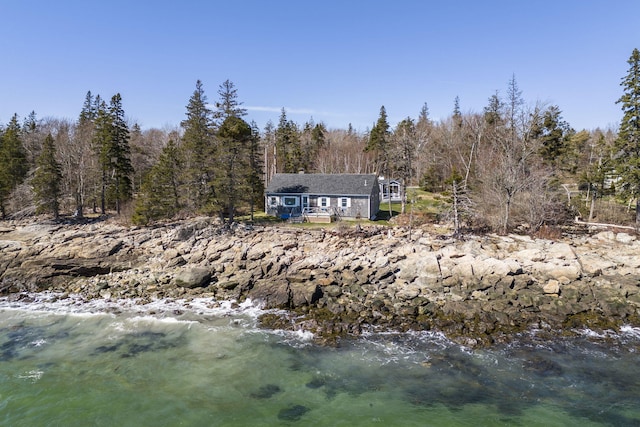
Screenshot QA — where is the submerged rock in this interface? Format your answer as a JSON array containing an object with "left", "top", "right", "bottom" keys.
[{"left": 278, "top": 404, "right": 309, "bottom": 421}]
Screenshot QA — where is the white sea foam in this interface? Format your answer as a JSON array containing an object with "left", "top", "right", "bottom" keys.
[
  {"left": 0, "top": 292, "right": 273, "bottom": 335},
  {"left": 620, "top": 325, "right": 640, "bottom": 339},
  {"left": 17, "top": 370, "right": 43, "bottom": 383}
]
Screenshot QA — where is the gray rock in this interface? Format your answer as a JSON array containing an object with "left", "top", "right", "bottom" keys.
[{"left": 173, "top": 267, "right": 211, "bottom": 288}]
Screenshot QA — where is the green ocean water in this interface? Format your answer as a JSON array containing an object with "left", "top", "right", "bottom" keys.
[{"left": 1, "top": 294, "right": 639, "bottom": 426}]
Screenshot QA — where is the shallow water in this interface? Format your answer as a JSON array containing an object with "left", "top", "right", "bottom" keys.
[{"left": 1, "top": 293, "right": 639, "bottom": 426}]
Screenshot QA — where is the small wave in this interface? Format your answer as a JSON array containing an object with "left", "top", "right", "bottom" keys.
[
  {"left": 0, "top": 292, "right": 268, "bottom": 321},
  {"left": 18, "top": 370, "right": 43, "bottom": 383},
  {"left": 620, "top": 325, "right": 640, "bottom": 339},
  {"left": 266, "top": 327, "right": 315, "bottom": 348}
]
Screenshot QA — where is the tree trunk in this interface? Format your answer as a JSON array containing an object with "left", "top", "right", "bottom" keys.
[
  {"left": 502, "top": 196, "right": 511, "bottom": 235},
  {"left": 452, "top": 180, "right": 460, "bottom": 237},
  {"left": 75, "top": 191, "right": 84, "bottom": 219},
  {"left": 588, "top": 186, "right": 596, "bottom": 222}
]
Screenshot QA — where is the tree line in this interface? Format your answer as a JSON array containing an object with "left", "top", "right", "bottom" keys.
[{"left": 1, "top": 48, "right": 639, "bottom": 232}]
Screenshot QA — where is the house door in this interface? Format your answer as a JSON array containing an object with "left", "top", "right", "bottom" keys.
[{"left": 302, "top": 195, "right": 309, "bottom": 211}]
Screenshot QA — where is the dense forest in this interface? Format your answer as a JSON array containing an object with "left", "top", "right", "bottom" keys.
[{"left": 1, "top": 49, "right": 640, "bottom": 233}]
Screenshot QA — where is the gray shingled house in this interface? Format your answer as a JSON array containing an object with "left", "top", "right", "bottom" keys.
[{"left": 265, "top": 173, "right": 380, "bottom": 221}]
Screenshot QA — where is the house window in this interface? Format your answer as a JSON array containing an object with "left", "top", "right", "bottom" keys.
[
  {"left": 268, "top": 196, "right": 278, "bottom": 207},
  {"left": 302, "top": 196, "right": 309, "bottom": 207},
  {"left": 340, "top": 197, "right": 350, "bottom": 208},
  {"left": 319, "top": 197, "right": 330, "bottom": 208},
  {"left": 283, "top": 196, "right": 298, "bottom": 207}
]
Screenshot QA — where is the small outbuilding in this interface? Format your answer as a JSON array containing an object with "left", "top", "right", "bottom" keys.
[{"left": 265, "top": 173, "right": 380, "bottom": 222}]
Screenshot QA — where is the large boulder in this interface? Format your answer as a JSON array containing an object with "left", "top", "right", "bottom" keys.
[{"left": 173, "top": 267, "right": 211, "bottom": 288}]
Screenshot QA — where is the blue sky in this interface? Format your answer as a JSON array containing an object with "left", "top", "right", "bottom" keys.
[{"left": 1, "top": 1, "right": 638, "bottom": 132}]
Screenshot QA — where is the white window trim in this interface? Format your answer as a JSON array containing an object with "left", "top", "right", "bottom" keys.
[
  {"left": 268, "top": 196, "right": 278, "bottom": 207},
  {"left": 339, "top": 197, "right": 351, "bottom": 208},
  {"left": 319, "top": 197, "right": 330, "bottom": 208}
]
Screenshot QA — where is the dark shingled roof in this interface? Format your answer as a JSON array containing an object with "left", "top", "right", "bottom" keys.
[{"left": 265, "top": 173, "right": 378, "bottom": 196}]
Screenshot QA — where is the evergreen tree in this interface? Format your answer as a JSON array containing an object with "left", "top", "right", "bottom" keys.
[
  {"left": 452, "top": 96, "right": 462, "bottom": 128},
  {"left": 247, "top": 121, "right": 265, "bottom": 220},
  {"left": 365, "top": 106, "right": 392, "bottom": 216},
  {"left": 216, "top": 79, "right": 247, "bottom": 120},
  {"left": 538, "top": 105, "right": 574, "bottom": 169},
  {"left": 275, "top": 109, "right": 303, "bottom": 173},
  {"left": 93, "top": 99, "right": 112, "bottom": 214},
  {"left": 300, "top": 119, "right": 327, "bottom": 172},
  {"left": 181, "top": 80, "right": 215, "bottom": 210},
  {"left": 365, "top": 105, "right": 391, "bottom": 175},
  {"left": 132, "top": 139, "right": 183, "bottom": 224},
  {"left": 615, "top": 48, "right": 640, "bottom": 226},
  {"left": 214, "top": 115, "right": 253, "bottom": 223},
  {"left": 106, "top": 93, "right": 134, "bottom": 214},
  {"left": 79, "top": 91, "right": 98, "bottom": 125},
  {"left": 93, "top": 94, "right": 133, "bottom": 215},
  {"left": 484, "top": 91, "right": 503, "bottom": 126},
  {"left": 0, "top": 114, "right": 28, "bottom": 218},
  {"left": 32, "top": 133, "right": 63, "bottom": 218}
]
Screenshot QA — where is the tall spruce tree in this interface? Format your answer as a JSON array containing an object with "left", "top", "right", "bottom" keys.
[
  {"left": 365, "top": 106, "right": 392, "bottom": 217},
  {"left": 214, "top": 116, "right": 253, "bottom": 223},
  {"left": 247, "top": 121, "right": 265, "bottom": 221},
  {"left": 94, "top": 99, "right": 112, "bottom": 214},
  {"left": 181, "top": 80, "right": 215, "bottom": 210},
  {"left": 275, "top": 109, "right": 303, "bottom": 173},
  {"left": 32, "top": 133, "right": 63, "bottom": 218},
  {"left": 216, "top": 79, "right": 247, "bottom": 120},
  {"left": 365, "top": 105, "right": 391, "bottom": 175},
  {"left": 132, "top": 139, "right": 183, "bottom": 224},
  {"left": 0, "top": 114, "right": 28, "bottom": 218},
  {"left": 106, "top": 93, "right": 134, "bottom": 214},
  {"left": 615, "top": 48, "right": 640, "bottom": 226},
  {"left": 93, "top": 94, "right": 133, "bottom": 215}
]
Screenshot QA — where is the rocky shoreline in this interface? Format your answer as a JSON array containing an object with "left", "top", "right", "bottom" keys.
[{"left": 1, "top": 217, "right": 639, "bottom": 346}]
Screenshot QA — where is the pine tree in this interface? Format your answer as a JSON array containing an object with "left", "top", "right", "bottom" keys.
[
  {"left": 214, "top": 116, "right": 253, "bottom": 223},
  {"left": 93, "top": 94, "right": 133, "bottom": 215},
  {"left": 79, "top": 91, "right": 97, "bottom": 125},
  {"left": 0, "top": 114, "right": 28, "bottom": 218},
  {"left": 615, "top": 48, "right": 640, "bottom": 226},
  {"left": 365, "top": 106, "right": 392, "bottom": 217},
  {"left": 538, "top": 105, "right": 574, "bottom": 169},
  {"left": 181, "top": 80, "right": 215, "bottom": 210},
  {"left": 93, "top": 99, "right": 112, "bottom": 214},
  {"left": 216, "top": 79, "right": 247, "bottom": 120},
  {"left": 452, "top": 96, "right": 462, "bottom": 128},
  {"left": 106, "top": 93, "right": 134, "bottom": 214},
  {"left": 32, "top": 133, "right": 63, "bottom": 218},
  {"left": 132, "top": 139, "right": 183, "bottom": 224},
  {"left": 247, "top": 121, "right": 265, "bottom": 220},
  {"left": 275, "top": 109, "right": 303, "bottom": 173},
  {"left": 365, "top": 105, "right": 391, "bottom": 175}
]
